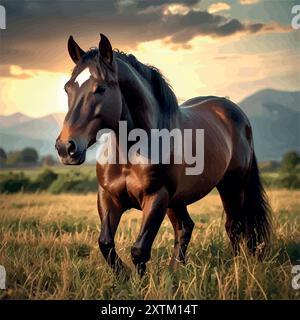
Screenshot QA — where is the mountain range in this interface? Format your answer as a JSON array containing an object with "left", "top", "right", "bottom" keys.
[
  {"left": 239, "top": 89, "right": 300, "bottom": 160},
  {"left": 0, "top": 113, "right": 65, "bottom": 158},
  {"left": 0, "top": 88, "right": 299, "bottom": 161}
]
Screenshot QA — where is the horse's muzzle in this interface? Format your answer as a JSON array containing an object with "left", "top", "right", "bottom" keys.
[{"left": 55, "top": 138, "right": 86, "bottom": 165}]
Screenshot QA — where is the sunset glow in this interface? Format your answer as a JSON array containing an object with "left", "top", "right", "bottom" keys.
[
  {"left": 0, "top": 71, "right": 69, "bottom": 116},
  {"left": 0, "top": 0, "right": 299, "bottom": 117}
]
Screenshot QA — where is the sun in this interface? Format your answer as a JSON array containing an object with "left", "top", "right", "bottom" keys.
[{"left": 0, "top": 71, "right": 71, "bottom": 117}]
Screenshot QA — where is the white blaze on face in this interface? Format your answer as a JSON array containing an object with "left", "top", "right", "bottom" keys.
[{"left": 74, "top": 68, "right": 92, "bottom": 87}]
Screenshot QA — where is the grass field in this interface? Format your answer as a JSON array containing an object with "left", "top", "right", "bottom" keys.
[{"left": 0, "top": 189, "right": 300, "bottom": 300}]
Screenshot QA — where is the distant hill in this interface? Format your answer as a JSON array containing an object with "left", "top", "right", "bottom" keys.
[
  {"left": 0, "top": 112, "right": 64, "bottom": 156},
  {"left": 0, "top": 112, "right": 97, "bottom": 161},
  {"left": 1, "top": 113, "right": 65, "bottom": 141},
  {"left": 0, "top": 112, "right": 33, "bottom": 128},
  {"left": 239, "top": 89, "right": 300, "bottom": 160},
  {"left": 0, "top": 88, "right": 299, "bottom": 161},
  {"left": 239, "top": 88, "right": 300, "bottom": 116},
  {"left": 0, "top": 132, "right": 57, "bottom": 156}
]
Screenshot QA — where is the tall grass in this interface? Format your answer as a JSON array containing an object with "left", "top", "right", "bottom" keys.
[{"left": 0, "top": 190, "right": 299, "bottom": 300}]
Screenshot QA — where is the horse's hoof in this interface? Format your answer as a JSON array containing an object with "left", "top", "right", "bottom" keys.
[{"left": 132, "top": 262, "right": 146, "bottom": 278}]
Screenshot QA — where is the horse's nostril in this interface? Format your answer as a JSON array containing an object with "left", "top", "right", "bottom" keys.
[{"left": 67, "top": 140, "right": 77, "bottom": 157}]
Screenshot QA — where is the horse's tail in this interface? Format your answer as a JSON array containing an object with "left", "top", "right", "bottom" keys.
[{"left": 242, "top": 153, "right": 272, "bottom": 254}]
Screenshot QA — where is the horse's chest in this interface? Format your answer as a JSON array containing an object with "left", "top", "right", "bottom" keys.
[{"left": 97, "top": 164, "right": 162, "bottom": 206}]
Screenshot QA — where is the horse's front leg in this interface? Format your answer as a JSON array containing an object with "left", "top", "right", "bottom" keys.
[
  {"left": 131, "top": 187, "right": 169, "bottom": 276},
  {"left": 97, "top": 188, "right": 127, "bottom": 274}
]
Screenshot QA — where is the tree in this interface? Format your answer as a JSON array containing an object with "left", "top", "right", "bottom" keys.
[
  {"left": 20, "top": 147, "right": 39, "bottom": 165},
  {"left": 281, "top": 150, "right": 300, "bottom": 172},
  {"left": 41, "top": 154, "right": 56, "bottom": 166},
  {"left": 0, "top": 148, "right": 7, "bottom": 167},
  {"left": 5, "top": 151, "right": 22, "bottom": 167}
]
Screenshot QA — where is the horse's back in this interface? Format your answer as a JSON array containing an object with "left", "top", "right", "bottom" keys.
[
  {"left": 180, "top": 95, "right": 220, "bottom": 107},
  {"left": 181, "top": 95, "right": 252, "bottom": 137}
]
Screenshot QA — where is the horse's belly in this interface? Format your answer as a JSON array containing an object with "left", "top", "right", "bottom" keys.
[
  {"left": 167, "top": 129, "right": 232, "bottom": 204},
  {"left": 168, "top": 165, "right": 226, "bottom": 206}
]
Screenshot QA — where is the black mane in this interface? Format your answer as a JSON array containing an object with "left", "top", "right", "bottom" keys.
[
  {"left": 78, "top": 48, "right": 179, "bottom": 128},
  {"left": 114, "top": 50, "right": 179, "bottom": 121}
]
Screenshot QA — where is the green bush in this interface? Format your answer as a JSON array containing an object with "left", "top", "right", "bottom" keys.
[
  {"left": 281, "top": 150, "right": 300, "bottom": 172},
  {"left": 69, "top": 176, "right": 98, "bottom": 193},
  {"left": 295, "top": 163, "right": 300, "bottom": 174},
  {"left": 261, "top": 174, "right": 276, "bottom": 188},
  {"left": 0, "top": 169, "right": 97, "bottom": 194},
  {"left": 48, "top": 171, "right": 97, "bottom": 194},
  {"left": 0, "top": 168, "right": 299, "bottom": 193},
  {"left": 0, "top": 172, "right": 30, "bottom": 193},
  {"left": 276, "top": 172, "right": 300, "bottom": 189},
  {"left": 34, "top": 169, "right": 58, "bottom": 190}
]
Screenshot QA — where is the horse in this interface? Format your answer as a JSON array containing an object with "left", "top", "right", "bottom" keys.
[{"left": 56, "top": 34, "right": 272, "bottom": 276}]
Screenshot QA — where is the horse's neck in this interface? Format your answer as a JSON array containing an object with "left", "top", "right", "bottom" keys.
[{"left": 117, "top": 59, "right": 160, "bottom": 132}]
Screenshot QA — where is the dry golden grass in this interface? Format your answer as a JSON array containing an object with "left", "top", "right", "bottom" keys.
[{"left": 0, "top": 189, "right": 299, "bottom": 300}]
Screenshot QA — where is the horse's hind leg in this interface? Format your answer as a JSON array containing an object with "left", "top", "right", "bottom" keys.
[
  {"left": 217, "top": 180, "right": 245, "bottom": 255},
  {"left": 167, "top": 206, "right": 194, "bottom": 269}
]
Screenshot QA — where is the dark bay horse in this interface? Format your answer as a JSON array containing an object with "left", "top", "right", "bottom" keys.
[{"left": 56, "top": 34, "right": 271, "bottom": 276}]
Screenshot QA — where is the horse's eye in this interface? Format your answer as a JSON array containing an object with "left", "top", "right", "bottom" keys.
[{"left": 95, "top": 86, "right": 106, "bottom": 95}]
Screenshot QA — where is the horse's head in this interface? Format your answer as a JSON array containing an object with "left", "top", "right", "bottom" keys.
[{"left": 56, "top": 34, "right": 122, "bottom": 165}]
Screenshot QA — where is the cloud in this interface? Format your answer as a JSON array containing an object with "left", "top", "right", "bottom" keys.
[
  {"left": 207, "top": 2, "right": 231, "bottom": 14},
  {"left": 163, "top": 4, "right": 191, "bottom": 15},
  {"left": 239, "top": 0, "right": 260, "bottom": 5},
  {"left": 0, "top": 65, "right": 37, "bottom": 79},
  {"left": 0, "top": 0, "right": 291, "bottom": 74}
]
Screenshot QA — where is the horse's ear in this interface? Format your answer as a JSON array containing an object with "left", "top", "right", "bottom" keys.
[
  {"left": 99, "top": 33, "right": 113, "bottom": 66},
  {"left": 68, "top": 36, "right": 85, "bottom": 64}
]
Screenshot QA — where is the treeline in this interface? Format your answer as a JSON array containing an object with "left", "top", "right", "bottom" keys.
[
  {"left": 0, "top": 150, "right": 299, "bottom": 194},
  {"left": 259, "top": 150, "right": 300, "bottom": 189},
  {"left": 0, "top": 147, "right": 57, "bottom": 168},
  {"left": 0, "top": 169, "right": 97, "bottom": 194}
]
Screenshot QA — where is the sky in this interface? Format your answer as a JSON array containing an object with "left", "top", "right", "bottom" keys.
[{"left": 0, "top": 0, "right": 299, "bottom": 117}]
